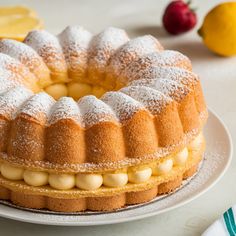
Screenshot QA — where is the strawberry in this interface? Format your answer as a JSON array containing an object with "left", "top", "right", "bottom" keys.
[{"left": 162, "top": 0, "right": 197, "bottom": 35}]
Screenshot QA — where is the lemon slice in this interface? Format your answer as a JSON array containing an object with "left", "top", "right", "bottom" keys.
[
  {"left": 0, "top": 6, "right": 37, "bottom": 17},
  {"left": 0, "top": 6, "right": 43, "bottom": 41}
]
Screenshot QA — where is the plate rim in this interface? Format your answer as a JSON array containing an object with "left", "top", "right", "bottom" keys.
[{"left": 0, "top": 108, "right": 233, "bottom": 226}]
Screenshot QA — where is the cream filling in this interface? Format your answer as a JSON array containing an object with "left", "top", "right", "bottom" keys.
[
  {"left": 174, "top": 147, "right": 189, "bottom": 166},
  {"left": 48, "top": 173, "right": 75, "bottom": 190},
  {"left": 0, "top": 163, "right": 24, "bottom": 180},
  {"left": 0, "top": 133, "right": 204, "bottom": 190},
  {"left": 76, "top": 173, "right": 103, "bottom": 190},
  {"left": 23, "top": 170, "right": 48, "bottom": 187},
  {"left": 128, "top": 167, "right": 152, "bottom": 184},
  {"left": 103, "top": 173, "right": 128, "bottom": 187},
  {"left": 152, "top": 159, "right": 173, "bottom": 176},
  {"left": 45, "top": 82, "right": 107, "bottom": 100}
]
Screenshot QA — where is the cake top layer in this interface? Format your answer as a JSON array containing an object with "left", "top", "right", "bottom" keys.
[
  {"left": 79, "top": 95, "right": 118, "bottom": 127},
  {"left": 0, "top": 26, "right": 200, "bottom": 127},
  {"left": 130, "top": 78, "right": 190, "bottom": 102},
  {"left": 58, "top": 26, "right": 92, "bottom": 50},
  {"left": 121, "top": 86, "right": 172, "bottom": 115},
  {"left": 49, "top": 96, "right": 82, "bottom": 125},
  {"left": 107, "top": 35, "right": 164, "bottom": 77},
  {"left": 19, "top": 92, "right": 55, "bottom": 123},
  {"left": 0, "top": 25, "right": 207, "bottom": 172},
  {"left": 0, "top": 86, "right": 32, "bottom": 119},
  {"left": 102, "top": 91, "right": 145, "bottom": 122},
  {"left": 24, "top": 30, "right": 67, "bottom": 73},
  {"left": 0, "top": 39, "right": 40, "bottom": 61},
  {"left": 89, "top": 27, "right": 129, "bottom": 64}
]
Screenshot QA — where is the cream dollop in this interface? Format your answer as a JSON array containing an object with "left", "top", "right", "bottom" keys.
[
  {"left": 128, "top": 167, "right": 152, "bottom": 183},
  {"left": 44, "top": 83, "right": 68, "bottom": 100},
  {"left": 49, "top": 173, "right": 75, "bottom": 190},
  {"left": 152, "top": 159, "right": 173, "bottom": 176},
  {"left": 188, "top": 133, "right": 204, "bottom": 151},
  {"left": 23, "top": 170, "right": 48, "bottom": 187},
  {"left": 76, "top": 173, "right": 103, "bottom": 190},
  {"left": 174, "top": 148, "right": 189, "bottom": 165},
  {"left": 67, "top": 82, "right": 92, "bottom": 100},
  {"left": 103, "top": 173, "right": 128, "bottom": 187},
  {"left": 0, "top": 163, "right": 24, "bottom": 180}
]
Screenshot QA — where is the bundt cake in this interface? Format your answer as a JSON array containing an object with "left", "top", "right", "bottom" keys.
[{"left": 0, "top": 26, "right": 208, "bottom": 212}]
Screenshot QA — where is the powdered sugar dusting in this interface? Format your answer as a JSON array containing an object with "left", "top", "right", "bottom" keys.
[
  {"left": 127, "top": 66, "right": 198, "bottom": 85},
  {"left": 130, "top": 78, "right": 190, "bottom": 102},
  {"left": 107, "top": 35, "right": 164, "bottom": 78},
  {"left": 0, "top": 39, "right": 47, "bottom": 74},
  {"left": 88, "top": 27, "right": 129, "bottom": 75},
  {"left": 78, "top": 95, "right": 118, "bottom": 127},
  {"left": 59, "top": 26, "right": 92, "bottom": 51},
  {"left": 119, "top": 50, "right": 191, "bottom": 83},
  {"left": 0, "top": 52, "right": 18, "bottom": 67},
  {"left": 24, "top": 30, "right": 66, "bottom": 71},
  {"left": 24, "top": 30, "right": 61, "bottom": 53},
  {"left": 102, "top": 91, "right": 145, "bottom": 122},
  {"left": 153, "top": 50, "right": 190, "bottom": 66},
  {"left": 49, "top": 97, "right": 82, "bottom": 125},
  {"left": 121, "top": 85, "right": 172, "bottom": 115},
  {"left": 0, "top": 53, "right": 28, "bottom": 79},
  {"left": 18, "top": 92, "right": 55, "bottom": 123},
  {"left": 0, "top": 68, "right": 21, "bottom": 93},
  {"left": 0, "top": 86, "right": 33, "bottom": 119},
  {"left": 0, "top": 53, "right": 38, "bottom": 88},
  {"left": 58, "top": 26, "right": 92, "bottom": 74}
]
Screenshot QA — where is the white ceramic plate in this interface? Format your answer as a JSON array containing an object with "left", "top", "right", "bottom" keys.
[{"left": 0, "top": 109, "right": 232, "bottom": 226}]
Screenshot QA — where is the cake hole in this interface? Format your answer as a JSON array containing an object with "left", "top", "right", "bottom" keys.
[
  {"left": 44, "top": 83, "right": 68, "bottom": 100},
  {"left": 44, "top": 81, "right": 111, "bottom": 101}
]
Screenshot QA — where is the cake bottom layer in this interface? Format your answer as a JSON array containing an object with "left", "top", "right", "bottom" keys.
[{"left": 0, "top": 162, "right": 200, "bottom": 212}]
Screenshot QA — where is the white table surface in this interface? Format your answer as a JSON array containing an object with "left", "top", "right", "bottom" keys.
[{"left": 0, "top": 0, "right": 235, "bottom": 235}]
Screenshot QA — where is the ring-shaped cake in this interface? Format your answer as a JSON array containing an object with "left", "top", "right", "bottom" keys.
[{"left": 0, "top": 26, "right": 207, "bottom": 212}]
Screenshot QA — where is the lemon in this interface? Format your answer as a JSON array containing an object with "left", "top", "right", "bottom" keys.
[
  {"left": 0, "top": 6, "right": 43, "bottom": 41},
  {"left": 0, "top": 6, "right": 37, "bottom": 17},
  {"left": 198, "top": 2, "right": 236, "bottom": 56}
]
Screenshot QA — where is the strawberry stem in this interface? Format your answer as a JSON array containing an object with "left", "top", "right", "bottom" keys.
[
  {"left": 186, "top": 0, "right": 192, "bottom": 5},
  {"left": 187, "top": 0, "right": 197, "bottom": 12},
  {"left": 191, "top": 7, "right": 197, "bottom": 12}
]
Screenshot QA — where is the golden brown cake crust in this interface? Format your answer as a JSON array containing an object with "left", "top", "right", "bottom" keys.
[
  {"left": 46, "top": 119, "right": 86, "bottom": 164},
  {"left": 0, "top": 111, "right": 207, "bottom": 173},
  {"left": 0, "top": 27, "right": 208, "bottom": 213},
  {"left": 126, "top": 187, "right": 158, "bottom": 205}
]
